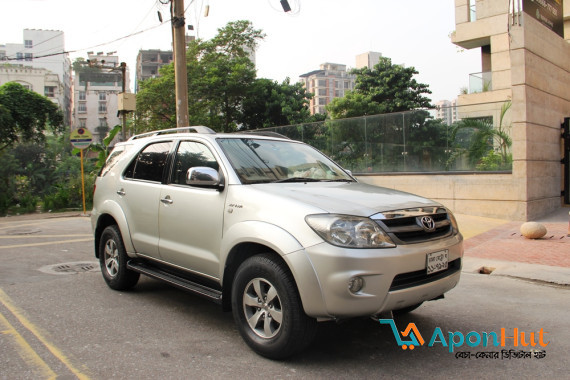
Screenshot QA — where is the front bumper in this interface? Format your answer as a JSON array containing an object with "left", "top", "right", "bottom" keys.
[{"left": 288, "top": 234, "right": 463, "bottom": 319}]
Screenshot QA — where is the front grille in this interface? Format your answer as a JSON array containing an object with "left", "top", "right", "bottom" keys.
[
  {"left": 372, "top": 207, "right": 454, "bottom": 244},
  {"left": 389, "top": 258, "right": 462, "bottom": 291}
]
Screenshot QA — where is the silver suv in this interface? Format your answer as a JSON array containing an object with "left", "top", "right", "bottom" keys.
[{"left": 91, "top": 126, "right": 463, "bottom": 359}]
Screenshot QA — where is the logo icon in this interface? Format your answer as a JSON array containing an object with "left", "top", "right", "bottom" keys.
[
  {"left": 380, "top": 319, "right": 425, "bottom": 350},
  {"left": 418, "top": 216, "right": 436, "bottom": 232}
]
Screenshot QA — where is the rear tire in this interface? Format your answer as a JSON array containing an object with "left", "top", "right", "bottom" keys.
[
  {"left": 231, "top": 254, "right": 317, "bottom": 359},
  {"left": 99, "top": 225, "right": 139, "bottom": 290}
]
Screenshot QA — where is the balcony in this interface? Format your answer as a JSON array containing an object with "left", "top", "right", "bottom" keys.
[{"left": 468, "top": 72, "right": 492, "bottom": 94}]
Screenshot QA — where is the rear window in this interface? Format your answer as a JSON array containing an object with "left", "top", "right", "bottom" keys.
[{"left": 99, "top": 145, "right": 129, "bottom": 177}]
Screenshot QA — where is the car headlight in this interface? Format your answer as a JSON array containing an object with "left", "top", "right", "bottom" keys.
[
  {"left": 305, "top": 214, "right": 396, "bottom": 248},
  {"left": 447, "top": 209, "right": 460, "bottom": 235}
]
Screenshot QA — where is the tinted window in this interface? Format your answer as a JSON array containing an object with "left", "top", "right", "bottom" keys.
[
  {"left": 125, "top": 142, "right": 172, "bottom": 182},
  {"left": 171, "top": 141, "right": 219, "bottom": 185}
]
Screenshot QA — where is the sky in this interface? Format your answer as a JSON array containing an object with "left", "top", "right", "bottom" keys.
[{"left": 0, "top": 0, "right": 482, "bottom": 102}]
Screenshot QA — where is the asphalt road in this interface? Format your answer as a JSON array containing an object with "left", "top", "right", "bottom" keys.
[{"left": 0, "top": 214, "right": 568, "bottom": 379}]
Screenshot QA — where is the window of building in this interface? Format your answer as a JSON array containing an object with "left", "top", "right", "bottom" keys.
[
  {"left": 317, "top": 79, "right": 327, "bottom": 87},
  {"left": 16, "top": 52, "right": 23, "bottom": 61},
  {"left": 469, "top": 0, "right": 476, "bottom": 21},
  {"left": 98, "top": 92, "right": 107, "bottom": 101},
  {"left": 318, "top": 98, "right": 327, "bottom": 106},
  {"left": 79, "top": 91, "right": 86, "bottom": 101},
  {"left": 99, "top": 118, "right": 107, "bottom": 127},
  {"left": 24, "top": 53, "right": 33, "bottom": 61},
  {"left": 25, "top": 40, "right": 33, "bottom": 48},
  {"left": 78, "top": 103, "right": 87, "bottom": 113},
  {"left": 44, "top": 86, "right": 56, "bottom": 98},
  {"left": 335, "top": 90, "right": 340, "bottom": 98},
  {"left": 318, "top": 89, "right": 327, "bottom": 96},
  {"left": 98, "top": 102, "right": 107, "bottom": 113},
  {"left": 79, "top": 119, "right": 87, "bottom": 128}
]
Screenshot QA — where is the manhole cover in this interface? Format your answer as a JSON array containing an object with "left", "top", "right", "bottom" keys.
[
  {"left": 6, "top": 228, "right": 41, "bottom": 235},
  {"left": 39, "top": 261, "right": 100, "bottom": 275}
]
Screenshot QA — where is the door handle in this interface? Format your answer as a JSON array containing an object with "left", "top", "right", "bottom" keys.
[
  {"left": 117, "top": 189, "right": 126, "bottom": 196},
  {"left": 160, "top": 196, "right": 173, "bottom": 205}
]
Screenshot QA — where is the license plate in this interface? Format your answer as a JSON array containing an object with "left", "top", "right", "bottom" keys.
[{"left": 426, "top": 250, "right": 448, "bottom": 275}]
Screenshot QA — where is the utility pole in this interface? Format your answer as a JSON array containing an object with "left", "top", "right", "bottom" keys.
[
  {"left": 120, "top": 62, "right": 127, "bottom": 140},
  {"left": 171, "top": 0, "right": 189, "bottom": 128}
]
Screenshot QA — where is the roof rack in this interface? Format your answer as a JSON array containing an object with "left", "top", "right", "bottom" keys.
[
  {"left": 239, "top": 130, "right": 291, "bottom": 139},
  {"left": 128, "top": 126, "right": 216, "bottom": 141}
]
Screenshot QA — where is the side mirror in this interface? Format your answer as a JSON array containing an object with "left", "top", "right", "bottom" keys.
[{"left": 186, "top": 167, "right": 224, "bottom": 190}]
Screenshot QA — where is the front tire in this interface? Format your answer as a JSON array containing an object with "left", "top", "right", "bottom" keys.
[
  {"left": 99, "top": 225, "right": 139, "bottom": 290},
  {"left": 231, "top": 254, "right": 317, "bottom": 359}
]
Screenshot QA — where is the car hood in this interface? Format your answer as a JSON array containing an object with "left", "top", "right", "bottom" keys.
[{"left": 250, "top": 181, "right": 440, "bottom": 217}]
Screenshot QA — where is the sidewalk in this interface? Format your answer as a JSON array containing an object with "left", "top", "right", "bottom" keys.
[{"left": 456, "top": 206, "right": 570, "bottom": 286}]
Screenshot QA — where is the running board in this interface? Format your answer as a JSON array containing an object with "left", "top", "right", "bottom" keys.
[{"left": 127, "top": 261, "right": 222, "bottom": 304}]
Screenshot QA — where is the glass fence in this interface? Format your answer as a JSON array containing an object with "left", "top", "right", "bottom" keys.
[{"left": 257, "top": 101, "right": 512, "bottom": 174}]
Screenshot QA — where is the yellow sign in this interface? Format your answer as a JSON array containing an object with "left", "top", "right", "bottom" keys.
[{"left": 70, "top": 128, "right": 93, "bottom": 149}]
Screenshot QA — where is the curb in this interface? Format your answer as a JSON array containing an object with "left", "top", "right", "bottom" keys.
[{"left": 462, "top": 257, "right": 570, "bottom": 286}]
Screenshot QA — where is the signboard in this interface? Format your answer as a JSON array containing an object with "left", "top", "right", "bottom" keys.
[
  {"left": 70, "top": 127, "right": 93, "bottom": 149},
  {"left": 523, "top": 0, "right": 564, "bottom": 38}
]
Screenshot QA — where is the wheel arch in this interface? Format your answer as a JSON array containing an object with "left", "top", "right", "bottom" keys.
[{"left": 93, "top": 201, "right": 133, "bottom": 258}]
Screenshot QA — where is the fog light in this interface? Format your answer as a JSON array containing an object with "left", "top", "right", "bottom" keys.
[{"left": 348, "top": 276, "right": 364, "bottom": 293}]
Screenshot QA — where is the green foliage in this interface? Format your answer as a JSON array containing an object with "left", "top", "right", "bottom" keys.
[
  {"left": 136, "top": 20, "right": 315, "bottom": 133},
  {"left": 73, "top": 124, "right": 122, "bottom": 170},
  {"left": 327, "top": 57, "right": 433, "bottom": 119},
  {"left": 239, "top": 78, "right": 313, "bottom": 130},
  {"left": 448, "top": 101, "right": 512, "bottom": 170},
  {"left": 0, "top": 82, "right": 64, "bottom": 151}
]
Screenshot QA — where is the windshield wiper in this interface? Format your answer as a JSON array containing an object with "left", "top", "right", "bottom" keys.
[
  {"left": 323, "top": 179, "right": 355, "bottom": 182},
  {"left": 272, "top": 177, "right": 324, "bottom": 183}
]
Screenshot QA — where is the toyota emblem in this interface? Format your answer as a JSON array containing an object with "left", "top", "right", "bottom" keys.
[{"left": 418, "top": 216, "right": 436, "bottom": 232}]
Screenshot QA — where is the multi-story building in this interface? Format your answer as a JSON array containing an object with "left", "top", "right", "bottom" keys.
[
  {"left": 355, "top": 51, "right": 382, "bottom": 69},
  {"left": 449, "top": 0, "right": 570, "bottom": 219},
  {"left": 0, "top": 29, "right": 72, "bottom": 124},
  {"left": 72, "top": 53, "right": 131, "bottom": 142},
  {"left": 0, "top": 65, "right": 64, "bottom": 108},
  {"left": 435, "top": 99, "right": 459, "bottom": 126},
  {"left": 299, "top": 63, "right": 356, "bottom": 115},
  {"left": 135, "top": 49, "right": 173, "bottom": 92}
]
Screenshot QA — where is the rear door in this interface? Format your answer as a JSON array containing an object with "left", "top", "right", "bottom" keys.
[
  {"left": 158, "top": 140, "right": 227, "bottom": 279},
  {"left": 118, "top": 141, "right": 173, "bottom": 258}
]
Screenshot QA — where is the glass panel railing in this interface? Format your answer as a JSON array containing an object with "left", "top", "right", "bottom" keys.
[
  {"left": 256, "top": 101, "right": 512, "bottom": 173},
  {"left": 468, "top": 72, "right": 492, "bottom": 93}
]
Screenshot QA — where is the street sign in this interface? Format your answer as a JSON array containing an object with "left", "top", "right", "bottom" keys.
[{"left": 70, "top": 128, "right": 93, "bottom": 149}]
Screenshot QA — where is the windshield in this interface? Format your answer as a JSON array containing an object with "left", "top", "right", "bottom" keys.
[{"left": 217, "top": 138, "right": 354, "bottom": 184}]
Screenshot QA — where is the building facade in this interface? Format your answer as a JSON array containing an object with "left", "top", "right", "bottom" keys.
[
  {"left": 72, "top": 53, "right": 130, "bottom": 142},
  {"left": 362, "top": 0, "right": 569, "bottom": 220},
  {"left": 435, "top": 99, "right": 459, "bottom": 126},
  {"left": 355, "top": 51, "right": 382, "bottom": 69},
  {"left": 299, "top": 63, "right": 356, "bottom": 115},
  {"left": 0, "top": 29, "right": 72, "bottom": 124},
  {"left": 135, "top": 49, "right": 173, "bottom": 92}
]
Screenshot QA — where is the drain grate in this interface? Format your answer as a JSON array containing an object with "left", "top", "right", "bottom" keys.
[{"left": 39, "top": 261, "right": 100, "bottom": 275}]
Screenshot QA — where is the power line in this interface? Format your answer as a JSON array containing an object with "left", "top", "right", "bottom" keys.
[{"left": 3, "top": 19, "right": 170, "bottom": 62}]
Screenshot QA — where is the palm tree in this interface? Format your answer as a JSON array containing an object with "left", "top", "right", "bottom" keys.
[{"left": 449, "top": 101, "right": 512, "bottom": 170}]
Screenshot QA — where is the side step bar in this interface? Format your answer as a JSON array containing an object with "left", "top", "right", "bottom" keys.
[{"left": 127, "top": 261, "right": 222, "bottom": 304}]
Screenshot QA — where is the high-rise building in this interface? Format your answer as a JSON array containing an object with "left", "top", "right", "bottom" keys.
[
  {"left": 72, "top": 53, "right": 130, "bottom": 142},
  {"left": 135, "top": 49, "right": 173, "bottom": 92},
  {"left": 435, "top": 99, "right": 458, "bottom": 126},
  {"left": 299, "top": 63, "right": 356, "bottom": 115},
  {"left": 0, "top": 29, "right": 72, "bottom": 124},
  {"left": 355, "top": 51, "right": 382, "bottom": 69}
]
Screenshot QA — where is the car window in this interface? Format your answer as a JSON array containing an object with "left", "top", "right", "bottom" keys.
[
  {"left": 171, "top": 141, "right": 219, "bottom": 185},
  {"left": 99, "top": 145, "right": 129, "bottom": 177},
  {"left": 124, "top": 142, "right": 173, "bottom": 182},
  {"left": 217, "top": 138, "right": 352, "bottom": 184}
]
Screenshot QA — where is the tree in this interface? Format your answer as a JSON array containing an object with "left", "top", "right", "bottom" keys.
[
  {"left": 239, "top": 78, "right": 313, "bottom": 130},
  {"left": 327, "top": 57, "right": 433, "bottom": 119},
  {"left": 136, "top": 20, "right": 316, "bottom": 133},
  {"left": 449, "top": 101, "right": 512, "bottom": 170},
  {"left": 0, "top": 82, "right": 64, "bottom": 151}
]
